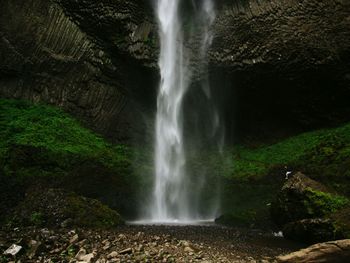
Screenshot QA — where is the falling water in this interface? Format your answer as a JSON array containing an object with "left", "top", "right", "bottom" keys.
[{"left": 150, "top": 0, "right": 216, "bottom": 223}]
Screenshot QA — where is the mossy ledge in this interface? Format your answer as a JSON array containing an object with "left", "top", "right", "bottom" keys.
[
  {"left": 9, "top": 188, "right": 124, "bottom": 228},
  {"left": 0, "top": 99, "right": 137, "bottom": 223}
]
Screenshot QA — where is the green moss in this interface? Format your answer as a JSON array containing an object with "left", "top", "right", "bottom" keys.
[
  {"left": 0, "top": 99, "right": 133, "bottom": 179},
  {"left": 304, "top": 188, "right": 349, "bottom": 216},
  {"left": 65, "top": 193, "right": 123, "bottom": 228},
  {"left": 220, "top": 123, "right": 350, "bottom": 182},
  {"left": 0, "top": 99, "right": 140, "bottom": 220},
  {"left": 210, "top": 123, "right": 350, "bottom": 227},
  {"left": 10, "top": 188, "right": 124, "bottom": 228},
  {"left": 59, "top": 245, "right": 77, "bottom": 260}
]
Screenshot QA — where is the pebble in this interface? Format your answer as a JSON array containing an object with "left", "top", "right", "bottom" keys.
[
  {"left": 107, "top": 251, "right": 119, "bottom": 258},
  {"left": 70, "top": 234, "right": 79, "bottom": 244},
  {"left": 119, "top": 247, "right": 132, "bottom": 254}
]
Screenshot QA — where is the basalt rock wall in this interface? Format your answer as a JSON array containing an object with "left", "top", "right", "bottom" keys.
[
  {"left": 211, "top": 0, "right": 350, "bottom": 142},
  {"left": 0, "top": 0, "right": 158, "bottom": 142},
  {"left": 1, "top": 0, "right": 350, "bottom": 142}
]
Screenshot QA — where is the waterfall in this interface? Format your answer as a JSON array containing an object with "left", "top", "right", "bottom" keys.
[{"left": 150, "top": 0, "right": 216, "bottom": 223}]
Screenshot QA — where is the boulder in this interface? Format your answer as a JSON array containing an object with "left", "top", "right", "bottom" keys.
[
  {"left": 276, "top": 239, "right": 350, "bottom": 263},
  {"left": 282, "top": 219, "right": 344, "bottom": 244},
  {"left": 270, "top": 172, "right": 350, "bottom": 243},
  {"left": 11, "top": 188, "right": 124, "bottom": 228},
  {"left": 270, "top": 172, "right": 348, "bottom": 227}
]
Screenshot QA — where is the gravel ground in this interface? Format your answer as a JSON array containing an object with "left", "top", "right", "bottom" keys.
[{"left": 0, "top": 225, "right": 304, "bottom": 263}]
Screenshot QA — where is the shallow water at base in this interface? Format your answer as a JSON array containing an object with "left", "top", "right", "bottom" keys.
[{"left": 127, "top": 219, "right": 215, "bottom": 226}]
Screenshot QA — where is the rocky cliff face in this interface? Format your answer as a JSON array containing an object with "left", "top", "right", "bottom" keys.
[
  {"left": 0, "top": 0, "right": 157, "bottom": 142},
  {"left": 211, "top": 0, "right": 350, "bottom": 141},
  {"left": 0, "top": 0, "right": 349, "bottom": 142}
]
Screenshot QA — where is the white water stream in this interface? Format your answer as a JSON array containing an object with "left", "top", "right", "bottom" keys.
[{"left": 150, "top": 0, "right": 216, "bottom": 223}]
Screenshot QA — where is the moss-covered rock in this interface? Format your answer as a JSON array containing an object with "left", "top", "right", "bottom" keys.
[
  {"left": 271, "top": 172, "right": 348, "bottom": 227},
  {"left": 270, "top": 173, "right": 350, "bottom": 243},
  {"left": 10, "top": 188, "right": 124, "bottom": 228}
]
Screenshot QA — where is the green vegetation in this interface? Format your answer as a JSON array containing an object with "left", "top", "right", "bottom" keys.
[
  {"left": 0, "top": 99, "right": 133, "bottom": 180},
  {"left": 65, "top": 193, "right": 124, "bottom": 228},
  {"left": 10, "top": 188, "right": 124, "bottom": 228},
  {"left": 59, "top": 245, "right": 77, "bottom": 260},
  {"left": 0, "top": 99, "right": 137, "bottom": 221},
  {"left": 221, "top": 123, "right": 350, "bottom": 181},
  {"left": 304, "top": 188, "right": 349, "bottom": 216},
  {"left": 1, "top": 98, "right": 349, "bottom": 229},
  {"left": 211, "top": 123, "right": 350, "bottom": 227}
]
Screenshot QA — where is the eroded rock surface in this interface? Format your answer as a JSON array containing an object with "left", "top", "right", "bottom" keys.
[{"left": 276, "top": 239, "right": 350, "bottom": 263}]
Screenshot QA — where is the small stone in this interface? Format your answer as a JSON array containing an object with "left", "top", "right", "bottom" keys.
[
  {"left": 102, "top": 242, "right": 110, "bottom": 250},
  {"left": 40, "top": 228, "right": 50, "bottom": 237},
  {"left": 107, "top": 251, "right": 119, "bottom": 258},
  {"left": 119, "top": 248, "right": 132, "bottom": 254},
  {"left": 179, "top": 240, "right": 191, "bottom": 247},
  {"left": 70, "top": 234, "right": 79, "bottom": 244},
  {"left": 75, "top": 248, "right": 87, "bottom": 260},
  {"left": 184, "top": 246, "right": 194, "bottom": 253},
  {"left": 3, "top": 244, "right": 22, "bottom": 256},
  {"left": 80, "top": 253, "right": 94, "bottom": 263},
  {"left": 118, "top": 234, "right": 126, "bottom": 240}
]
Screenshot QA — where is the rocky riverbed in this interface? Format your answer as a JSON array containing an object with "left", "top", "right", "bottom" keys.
[{"left": 0, "top": 225, "right": 304, "bottom": 263}]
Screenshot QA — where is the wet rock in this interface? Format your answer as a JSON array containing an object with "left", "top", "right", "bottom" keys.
[
  {"left": 3, "top": 244, "right": 22, "bottom": 256},
  {"left": 271, "top": 172, "right": 348, "bottom": 226},
  {"left": 276, "top": 239, "right": 350, "bottom": 263},
  {"left": 282, "top": 218, "right": 344, "bottom": 244}
]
